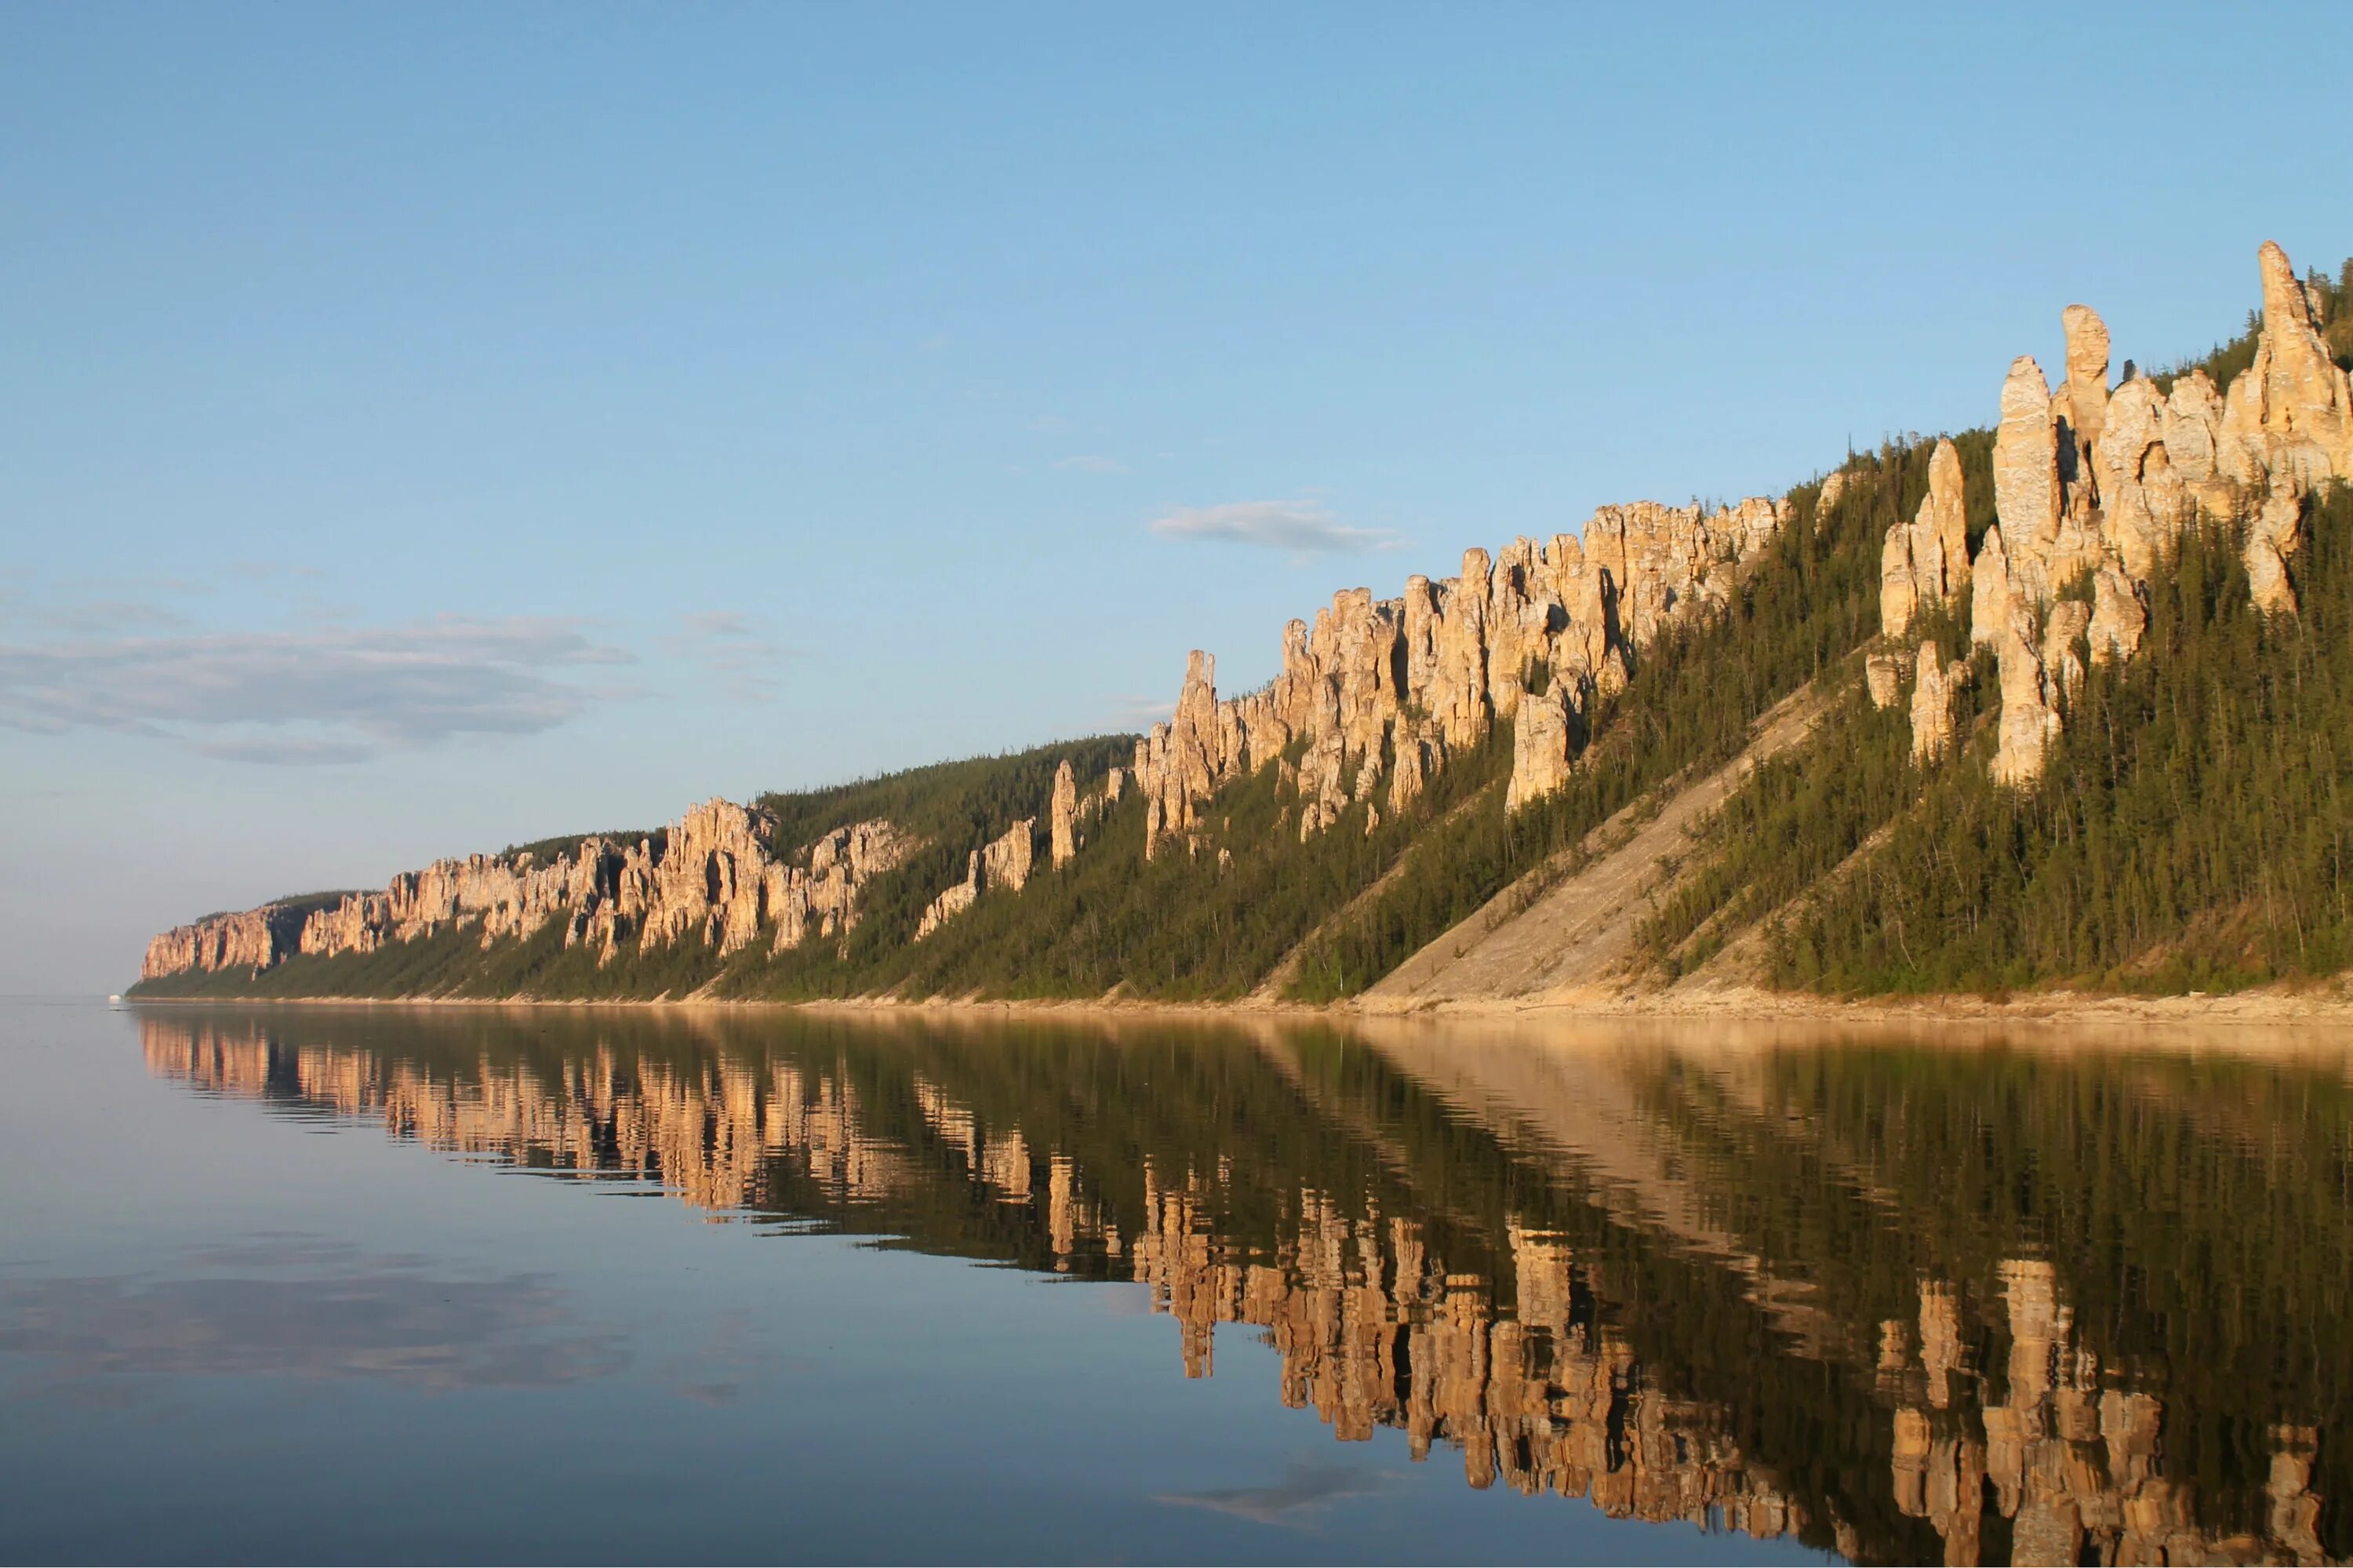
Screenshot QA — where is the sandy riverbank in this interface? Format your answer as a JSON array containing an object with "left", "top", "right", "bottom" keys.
[{"left": 120, "top": 977, "right": 2353, "bottom": 1032}]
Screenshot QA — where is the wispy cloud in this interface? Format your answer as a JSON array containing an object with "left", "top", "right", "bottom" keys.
[
  {"left": 663, "top": 610, "right": 798, "bottom": 704},
  {"left": 679, "top": 610, "right": 755, "bottom": 639},
  {"left": 1148, "top": 498, "right": 1401, "bottom": 556},
  {"left": 227, "top": 561, "right": 326, "bottom": 583},
  {"left": 1155, "top": 1462, "right": 1386, "bottom": 1526},
  {"left": 1053, "top": 454, "right": 1129, "bottom": 475},
  {"left": 15, "top": 598, "right": 196, "bottom": 637},
  {"left": 1107, "top": 693, "right": 1176, "bottom": 729},
  {"left": 0, "top": 614, "right": 632, "bottom": 764},
  {"left": 196, "top": 736, "right": 379, "bottom": 766}
]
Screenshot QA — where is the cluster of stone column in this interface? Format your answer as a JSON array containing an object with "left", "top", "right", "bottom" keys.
[
  {"left": 1875, "top": 240, "right": 2352, "bottom": 784},
  {"left": 1133, "top": 497, "right": 1791, "bottom": 857}
]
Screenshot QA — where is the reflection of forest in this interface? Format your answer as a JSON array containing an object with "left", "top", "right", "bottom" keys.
[{"left": 138, "top": 1009, "right": 2350, "bottom": 1565}]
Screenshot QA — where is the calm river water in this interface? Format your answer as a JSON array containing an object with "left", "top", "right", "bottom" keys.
[{"left": 2, "top": 999, "right": 2346, "bottom": 1564}]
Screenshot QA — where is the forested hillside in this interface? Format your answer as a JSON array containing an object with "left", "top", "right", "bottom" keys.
[{"left": 132, "top": 243, "right": 2353, "bottom": 1006}]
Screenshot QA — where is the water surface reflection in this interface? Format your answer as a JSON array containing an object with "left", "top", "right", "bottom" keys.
[{"left": 136, "top": 1007, "right": 2353, "bottom": 1565}]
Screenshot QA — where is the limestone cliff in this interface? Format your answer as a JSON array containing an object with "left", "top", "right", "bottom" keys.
[
  {"left": 1132, "top": 493, "right": 1793, "bottom": 855},
  {"left": 138, "top": 238, "right": 2353, "bottom": 1004},
  {"left": 1889, "top": 241, "right": 2352, "bottom": 788},
  {"left": 143, "top": 798, "right": 916, "bottom": 983},
  {"left": 915, "top": 817, "right": 1035, "bottom": 940}
]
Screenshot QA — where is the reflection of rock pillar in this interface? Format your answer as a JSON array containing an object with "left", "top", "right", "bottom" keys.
[
  {"left": 2267, "top": 1425, "right": 2325, "bottom": 1563},
  {"left": 1926, "top": 1435, "right": 1987, "bottom": 1566},
  {"left": 1047, "top": 1154, "right": 1075, "bottom": 1263},
  {"left": 2001, "top": 1258, "right": 2064, "bottom": 1423},
  {"left": 1919, "top": 1279, "right": 1962, "bottom": 1408},
  {"left": 1892, "top": 1407, "right": 1931, "bottom": 1518}
]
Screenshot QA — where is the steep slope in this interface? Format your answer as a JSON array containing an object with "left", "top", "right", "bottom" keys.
[
  {"left": 1636, "top": 248, "right": 2353, "bottom": 997},
  {"left": 1361, "top": 682, "right": 1827, "bottom": 1009}
]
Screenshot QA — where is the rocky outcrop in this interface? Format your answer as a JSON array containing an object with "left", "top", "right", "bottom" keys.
[
  {"left": 1968, "top": 525, "right": 2013, "bottom": 649},
  {"left": 141, "top": 902, "right": 311, "bottom": 980},
  {"left": 1133, "top": 496, "right": 1791, "bottom": 843},
  {"left": 915, "top": 819, "right": 1035, "bottom": 940},
  {"left": 143, "top": 799, "right": 918, "bottom": 982},
  {"left": 637, "top": 799, "right": 780, "bottom": 955},
  {"left": 2246, "top": 486, "right": 2304, "bottom": 615},
  {"left": 1504, "top": 683, "right": 1573, "bottom": 810},
  {"left": 1974, "top": 242, "right": 2350, "bottom": 786},
  {"left": 2219, "top": 240, "right": 2353, "bottom": 489},
  {"left": 1050, "top": 761, "right": 1078, "bottom": 868},
  {"left": 984, "top": 817, "right": 1035, "bottom": 892},
  {"left": 1879, "top": 438, "right": 1969, "bottom": 639},
  {"left": 1988, "top": 606, "right": 2059, "bottom": 788},
  {"left": 2059, "top": 303, "right": 2111, "bottom": 478},
  {"left": 915, "top": 855, "right": 981, "bottom": 940},
  {"left": 2087, "top": 562, "right": 2146, "bottom": 664},
  {"left": 1864, "top": 650, "right": 1907, "bottom": 711},
  {"left": 1908, "top": 644, "right": 1966, "bottom": 764},
  {"left": 768, "top": 819, "right": 915, "bottom": 953},
  {"left": 1137, "top": 650, "right": 1223, "bottom": 860},
  {"left": 1993, "top": 358, "right": 2064, "bottom": 592}
]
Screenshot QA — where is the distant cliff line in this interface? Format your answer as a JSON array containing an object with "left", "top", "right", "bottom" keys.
[{"left": 136, "top": 240, "right": 2353, "bottom": 1008}]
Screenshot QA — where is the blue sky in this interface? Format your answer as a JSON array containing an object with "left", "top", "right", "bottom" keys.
[{"left": 5, "top": 2, "right": 2350, "bottom": 991}]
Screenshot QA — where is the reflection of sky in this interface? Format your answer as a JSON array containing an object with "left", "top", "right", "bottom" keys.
[
  {"left": 0, "top": 1238, "right": 625, "bottom": 1397},
  {"left": 0, "top": 1001, "right": 1809, "bottom": 1566}
]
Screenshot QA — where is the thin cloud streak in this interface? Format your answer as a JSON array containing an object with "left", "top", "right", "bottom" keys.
[
  {"left": 1107, "top": 694, "right": 1176, "bottom": 729},
  {"left": 663, "top": 610, "right": 798, "bottom": 704},
  {"left": 0, "top": 615, "right": 633, "bottom": 763},
  {"left": 1155, "top": 1461, "right": 1386, "bottom": 1526},
  {"left": 1148, "top": 499, "right": 1401, "bottom": 555}
]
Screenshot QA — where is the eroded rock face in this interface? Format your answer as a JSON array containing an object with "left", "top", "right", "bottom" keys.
[
  {"left": 1506, "top": 683, "right": 1573, "bottom": 811},
  {"left": 1971, "top": 242, "right": 2346, "bottom": 785},
  {"left": 142, "top": 903, "right": 309, "bottom": 980},
  {"left": 2220, "top": 240, "right": 2353, "bottom": 488},
  {"left": 1387, "top": 715, "right": 1434, "bottom": 814},
  {"left": 1050, "top": 761, "right": 1078, "bottom": 869},
  {"left": 2089, "top": 563, "right": 2146, "bottom": 664},
  {"left": 769, "top": 819, "right": 915, "bottom": 953},
  {"left": 2247, "top": 486, "right": 2304, "bottom": 616},
  {"left": 915, "top": 853, "right": 981, "bottom": 941},
  {"left": 639, "top": 799, "right": 780, "bottom": 955},
  {"left": 1136, "top": 494, "right": 1792, "bottom": 836},
  {"left": 984, "top": 818, "right": 1035, "bottom": 893},
  {"left": 1995, "top": 358, "right": 2063, "bottom": 576},
  {"left": 1909, "top": 645, "right": 1966, "bottom": 764},
  {"left": 1990, "top": 604, "right": 2060, "bottom": 788},
  {"left": 2059, "top": 304, "right": 2111, "bottom": 478},
  {"left": 1882, "top": 438, "right": 1969, "bottom": 638},
  {"left": 1865, "top": 651, "right": 1908, "bottom": 710},
  {"left": 2042, "top": 600, "right": 2091, "bottom": 711},
  {"left": 145, "top": 800, "right": 917, "bottom": 981},
  {"left": 1969, "top": 525, "right": 2015, "bottom": 649},
  {"left": 915, "top": 819, "right": 1036, "bottom": 940}
]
